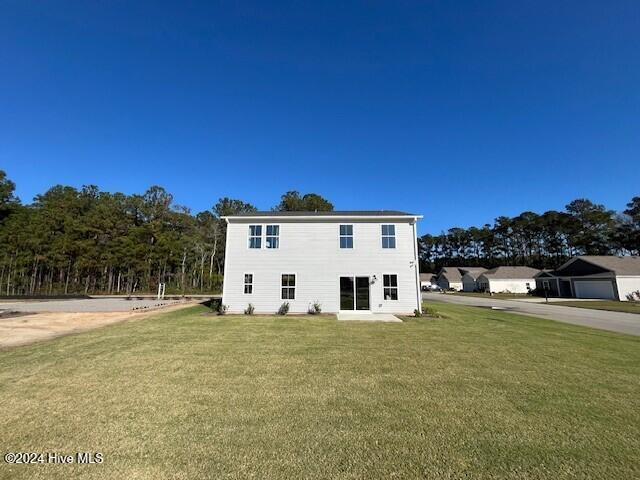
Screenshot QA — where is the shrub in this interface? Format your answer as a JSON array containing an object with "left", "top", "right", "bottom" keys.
[
  {"left": 422, "top": 306, "right": 440, "bottom": 318},
  {"left": 307, "top": 301, "right": 322, "bottom": 315},
  {"left": 244, "top": 303, "right": 255, "bottom": 315},
  {"left": 626, "top": 290, "right": 640, "bottom": 302},
  {"left": 413, "top": 308, "right": 421, "bottom": 317},
  {"left": 277, "top": 302, "right": 290, "bottom": 315},
  {"left": 217, "top": 303, "right": 228, "bottom": 315}
]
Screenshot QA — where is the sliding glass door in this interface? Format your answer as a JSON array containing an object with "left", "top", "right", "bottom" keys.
[{"left": 340, "top": 276, "right": 370, "bottom": 311}]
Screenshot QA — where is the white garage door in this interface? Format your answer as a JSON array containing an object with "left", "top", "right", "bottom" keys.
[{"left": 574, "top": 280, "right": 616, "bottom": 300}]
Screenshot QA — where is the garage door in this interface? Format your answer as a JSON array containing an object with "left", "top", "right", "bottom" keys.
[{"left": 574, "top": 280, "right": 616, "bottom": 300}]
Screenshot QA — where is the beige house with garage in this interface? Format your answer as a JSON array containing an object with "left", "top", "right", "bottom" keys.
[{"left": 476, "top": 266, "right": 540, "bottom": 294}]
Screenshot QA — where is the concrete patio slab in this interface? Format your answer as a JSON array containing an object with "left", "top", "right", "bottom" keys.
[{"left": 337, "top": 312, "right": 402, "bottom": 322}]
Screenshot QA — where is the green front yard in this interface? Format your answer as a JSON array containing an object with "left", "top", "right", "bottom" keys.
[
  {"left": 551, "top": 300, "right": 640, "bottom": 314},
  {"left": 1, "top": 304, "right": 639, "bottom": 479}
]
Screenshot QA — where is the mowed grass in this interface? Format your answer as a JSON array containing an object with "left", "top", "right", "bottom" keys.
[
  {"left": 551, "top": 300, "right": 640, "bottom": 314},
  {"left": 1, "top": 305, "right": 639, "bottom": 479}
]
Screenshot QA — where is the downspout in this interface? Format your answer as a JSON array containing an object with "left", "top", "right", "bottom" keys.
[{"left": 412, "top": 218, "right": 422, "bottom": 313}]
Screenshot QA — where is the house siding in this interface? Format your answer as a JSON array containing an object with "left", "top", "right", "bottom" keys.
[
  {"left": 616, "top": 276, "right": 640, "bottom": 301},
  {"left": 481, "top": 278, "right": 535, "bottom": 294},
  {"left": 222, "top": 218, "right": 420, "bottom": 314}
]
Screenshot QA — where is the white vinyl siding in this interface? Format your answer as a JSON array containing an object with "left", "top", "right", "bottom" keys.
[{"left": 223, "top": 219, "right": 420, "bottom": 314}]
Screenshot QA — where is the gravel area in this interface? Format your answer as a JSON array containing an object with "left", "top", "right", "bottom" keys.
[{"left": 0, "top": 298, "right": 184, "bottom": 313}]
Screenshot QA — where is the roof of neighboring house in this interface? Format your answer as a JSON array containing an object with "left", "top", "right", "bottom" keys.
[
  {"left": 438, "top": 266, "right": 486, "bottom": 282},
  {"left": 437, "top": 267, "right": 463, "bottom": 282},
  {"left": 224, "top": 210, "right": 420, "bottom": 218},
  {"left": 460, "top": 267, "right": 487, "bottom": 279},
  {"left": 480, "top": 266, "right": 541, "bottom": 279},
  {"left": 419, "top": 273, "right": 434, "bottom": 281},
  {"left": 568, "top": 256, "right": 640, "bottom": 275}
]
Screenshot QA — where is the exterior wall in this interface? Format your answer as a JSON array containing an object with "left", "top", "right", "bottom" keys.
[
  {"left": 437, "top": 275, "right": 461, "bottom": 291},
  {"left": 461, "top": 274, "right": 477, "bottom": 292},
  {"left": 486, "top": 278, "right": 535, "bottom": 294},
  {"left": 616, "top": 276, "right": 640, "bottom": 301},
  {"left": 222, "top": 218, "right": 420, "bottom": 314},
  {"left": 535, "top": 277, "right": 560, "bottom": 297}
]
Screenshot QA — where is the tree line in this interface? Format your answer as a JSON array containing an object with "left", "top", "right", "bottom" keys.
[
  {"left": 419, "top": 197, "right": 640, "bottom": 273},
  {"left": 0, "top": 170, "right": 333, "bottom": 296},
  {"left": 1, "top": 169, "right": 637, "bottom": 295}
]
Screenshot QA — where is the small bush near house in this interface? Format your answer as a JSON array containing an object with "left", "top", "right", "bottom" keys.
[
  {"left": 217, "top": 303, "right": 228, "bottom": 315},
  {"left": 277, "top": 302, "right": 290, "bottom": 316},
  {"left": 244, "top": 303, "right": 255, "bottom": 315},
  {"left": 414, "top": 309, "right": 421, "bottom": 317},
  {"left": 422, "top": 306, "right": 441, "bottom": 318},
  {"left": 307, "top": 301, "right": 322, "bottom": 315}
]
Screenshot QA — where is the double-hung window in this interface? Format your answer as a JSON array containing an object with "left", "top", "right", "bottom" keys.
[
  {"left": 248, "top": 225, "right": 262, "bottom": 249},
  {"left": 383, "top": 274, "right": 398, "bottom": 300},
  {"left": 339, "top": 225, "right": 353, "bottom": 249},
  {"left": 266, "top": 225, "right": 279, "bottom": 249},
  {"left": 281, "top": 274, "right": 296, "bottom": 300},
  {"left": 381, "top": 224, "right": 396, "bottom": 249},
  {"left": 244, "top": 274, "right": 253, "bottom": 294}
]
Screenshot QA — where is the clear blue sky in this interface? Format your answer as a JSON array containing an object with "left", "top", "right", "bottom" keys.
[{"left": 1, "top": 1, "right": 638, "bottom": 235}]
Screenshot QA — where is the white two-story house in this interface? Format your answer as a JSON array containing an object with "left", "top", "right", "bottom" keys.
[{"left": 221, "top": 211, "right": 423, "bottom": 315}]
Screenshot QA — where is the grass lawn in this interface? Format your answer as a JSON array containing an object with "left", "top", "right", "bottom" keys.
[
  {"left": 550, "top": 300, "right": 640, "bottom": 315},
  {"left": 1, "top": 305, "right": 639, "bottom": 479}
]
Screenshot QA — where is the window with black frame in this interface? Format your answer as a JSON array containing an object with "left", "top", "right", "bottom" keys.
[{"left": 281, "top": 274, "right": 296, "bottom": 299}]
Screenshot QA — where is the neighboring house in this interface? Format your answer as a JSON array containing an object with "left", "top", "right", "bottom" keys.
[
  {"left": 460, "top": 267, "right": 487, "bottom": 292},
  {"left": 476, "top": 266, "right": 540, "bottom": 293},
  {"left": 435, "top": 267, "right": 464, "bottom": 291},
  {"left": 419, "top": 273, "right": 436, "bottom": 290},
  {"left": 221, "top": 211, "right": 423, "bottom": 314},
  {"left": 535, "top": 256, "right": 640, "bottom": 301},
  {"left": 436, "top": 266, "right": 483, "bottom": 291}
]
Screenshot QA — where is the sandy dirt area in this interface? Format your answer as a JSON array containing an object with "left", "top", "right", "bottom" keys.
[{"left": 0, "top": 302, "right": 196, "bottom": 349}]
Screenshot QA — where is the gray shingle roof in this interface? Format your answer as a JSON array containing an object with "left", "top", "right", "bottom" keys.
[
  {"left": 577, "top": 256, "right": 640, "bottom": 275},
  {"left": 460, "top": 267, "right": 487, "bottom": 278},
  {"left": 481, "top": 266, "right": 541, "bottom": 279},
  {"left": 225, "top": 210, "right": 417, "bottom": 217}
]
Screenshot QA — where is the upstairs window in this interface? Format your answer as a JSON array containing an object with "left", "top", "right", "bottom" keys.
[
  {"left": 244, "top": 274, "right": 253, "bottom": 294},
  {"left": 339, "top": 225, "right": 353, "bottom": 249},
  {"left": 248, "top": 225, "right": 262, "bottom": 249},
  {"left": 281, "top": 274, "right": 296, "bottom": 300},
  {"left": 381, "top": 224, "right": 396, "bottom": 249},
  {"left": 266, "top": 225, "right": 280, "bottom": 249},
  {"left": 383, "top": 274, "right": 398, "bottom": 300}
]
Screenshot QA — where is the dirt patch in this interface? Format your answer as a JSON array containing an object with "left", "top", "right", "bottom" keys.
[{"left": 0, "top": 302, "right": 196, "bottom": 349}]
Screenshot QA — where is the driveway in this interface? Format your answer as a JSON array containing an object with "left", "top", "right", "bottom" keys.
[{"left": 423, "top": 293, "right": 640, "bottom": 337}]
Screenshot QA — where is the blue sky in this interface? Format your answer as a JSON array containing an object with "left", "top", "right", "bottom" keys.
[{"left": 1, "top": 1, "right": 638, "bottom": 235}]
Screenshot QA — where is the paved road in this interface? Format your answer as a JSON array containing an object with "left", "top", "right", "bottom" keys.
[{"left": 423, "top": 293, "right": 640, "bottom": 337}]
